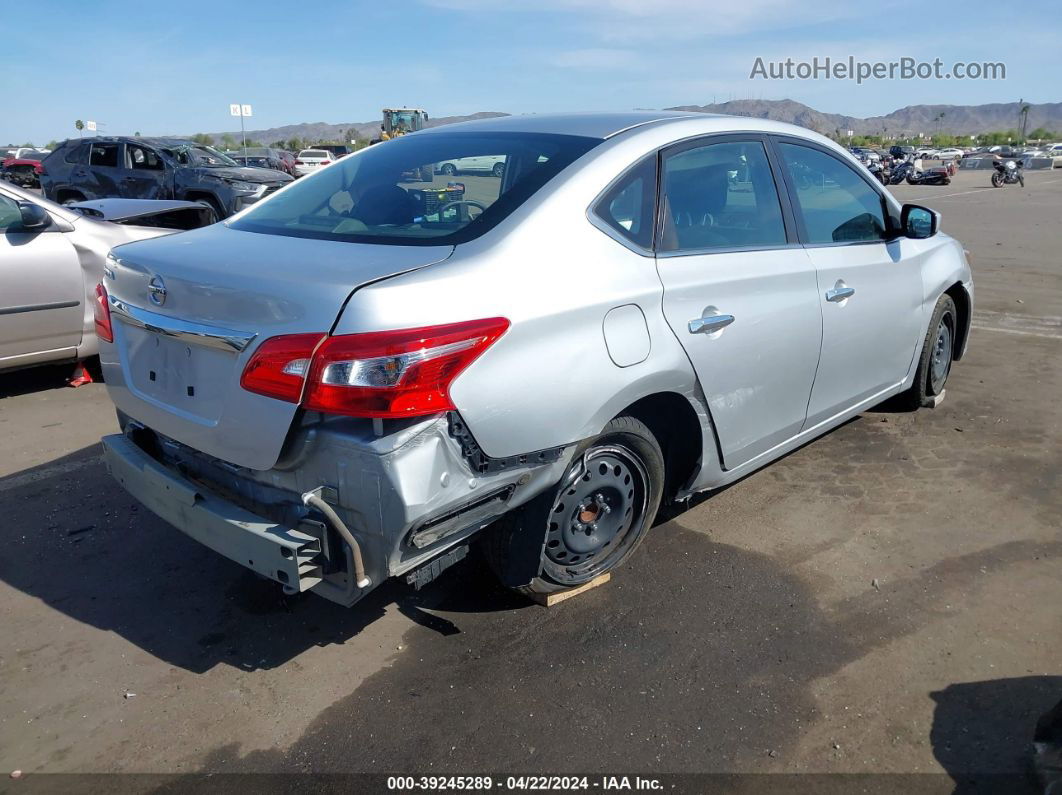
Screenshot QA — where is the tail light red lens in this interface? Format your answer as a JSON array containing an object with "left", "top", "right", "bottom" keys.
[
  {"left": 294, "top": 159, "right": 303, "bottom": 165},
  {"left": 240, "top": 318, "right": 509, "bottom": 418},
  {"left": 93, "top": 282, "right": 113, "bottom": 343},
  {"left": 240, "top": 333, "right": 326, "bottom": 403}
]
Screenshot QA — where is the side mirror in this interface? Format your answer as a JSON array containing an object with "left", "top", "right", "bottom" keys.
[
  {"left": 18, "top": 202, "right": 51, "bottom": 231},
  {"left": 901, "top": 203, "right": 937, "bottom": 239}
]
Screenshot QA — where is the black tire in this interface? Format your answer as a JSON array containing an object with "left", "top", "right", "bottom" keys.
[
  {"left": 194, "top": 195, "right": 225, "bottom": 220},
  {"left": 991, "top": 172, "right": 1004, "bottom": 187},
  {"left": 492, "top": 162, "right": 504, "bottom": 178},
  {"left": 59, "top": 191, "right": 86, "bottom": 206},
  {"left": 902, "top": 294, "right": 957, "bottom": 409},
  {"left": 483, "top": 415, "right": 665, "bottom": 596},
  {"left": 440, "top": 163, "right": 456, "bottom": 176}
]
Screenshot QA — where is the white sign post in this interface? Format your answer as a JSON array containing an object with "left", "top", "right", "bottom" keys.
[
  {"left": 86, "top": 120, "right": 97, "bottom": 132},
  {"left": 229, "top": 103, "right": 253, "bottom": 159}
]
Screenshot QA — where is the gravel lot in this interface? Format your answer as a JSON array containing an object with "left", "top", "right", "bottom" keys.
[{"left": 1, "top": 169, "right": 1059, "bottom": 788}]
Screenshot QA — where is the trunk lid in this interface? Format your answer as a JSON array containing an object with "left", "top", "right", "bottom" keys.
[{"left": 102, "top": 223, "right": 452, "bottom": 469}]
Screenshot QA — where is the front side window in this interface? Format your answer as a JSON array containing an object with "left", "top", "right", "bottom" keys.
[
  {"left": 0, "top": 194, "right": 22, "bottom": 231},
  {"left": 127, "top": 144, "right": 163, "bottom": 170},
  {"left": 232, "top": 132, "right": 600, "bottom": 246},
  {"left": 659, "top": 140, "right": 787, "bottom": 253},
  {"left": 777, "top": 142, "right": 888, "bottom": 244},
  {"left": 592, "top": 155, "right": 656, "bottom": 249}
]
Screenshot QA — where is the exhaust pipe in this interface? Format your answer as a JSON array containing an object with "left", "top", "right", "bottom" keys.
[{"left": 301, "top": 489, "right": 372, "bottom": 589}]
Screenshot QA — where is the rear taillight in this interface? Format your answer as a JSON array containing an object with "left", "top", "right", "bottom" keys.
[
  {"left": 93, "top": 282, "right": 113, "bottom": 343},
  {"left": 240, "top": 333, "right": 326, "bottom": 402},
  {"left": 294, "top": 159, "right": 303, "bottom": 165},
  {"left": 240, "top": 318, "right": 509, "bottom": 418},
  {"left": 35, "top": 162, "right": 44, "bottom": 175}
]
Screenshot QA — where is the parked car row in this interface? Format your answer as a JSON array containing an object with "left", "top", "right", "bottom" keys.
[
  {"left": 38, "top": 137, "right": 293, "bottom": 219},
  {"left": 0, "top": 180, "right": 215, "bottom": 373},
  {"left": 223, "top": 147, "right": 297, "bottom": 177}
]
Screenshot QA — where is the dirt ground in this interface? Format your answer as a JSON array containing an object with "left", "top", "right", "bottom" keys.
[{"left": 0, "top": 169, "right": 1059, "bottom": 789}]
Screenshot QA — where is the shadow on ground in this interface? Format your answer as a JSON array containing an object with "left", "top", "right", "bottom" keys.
[
  {"left": 0, "top": 446, "right": 521, "bottom": 674},
  {"left": 0, "top": 361, "right": 85, "bottom": 399},
  {"left": 930, "top": 676, "right": 1062, "bottom": 793}
]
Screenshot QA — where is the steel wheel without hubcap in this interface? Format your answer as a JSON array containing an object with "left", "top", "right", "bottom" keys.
[
  {"left": 482, "top": 415, "right": 664, "bottom": 595},
  {"left": 542, "top": 444, "right": 649, "bottom": 586},
  {"left": 929, "top": 314, "right": 953, "bottom": 395}
]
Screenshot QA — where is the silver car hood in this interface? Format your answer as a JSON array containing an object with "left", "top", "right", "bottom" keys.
[{"left": 101, "top": 224, "right": 453, "bottom": 469}]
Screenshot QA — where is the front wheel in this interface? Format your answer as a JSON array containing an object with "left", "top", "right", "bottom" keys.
[
  {"left": 483, "top": 415, "right": 664, "bottom": 596},
  {"left": 440, "top": 163, "right": 456, "bottom": 176},
  {"left": 906, "top": 174, "right": 920, "bottom": 185},
  {"left": 991, "top": 172, "right": 1004, "bottom": 187},
  {"left": 902, "top": 294, "right": 957, "bottom": 409},
  {"left": 492, "top": 162, "right": 505, "bottom": 178}
]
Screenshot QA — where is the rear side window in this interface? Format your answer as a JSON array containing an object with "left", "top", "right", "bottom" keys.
[
  {"left": 659, "top": 140, "right": 787, "bottom": 253},
  {"left": 89, "top": 143, "right": 119, "bottom": 167},
  {"left": 777, "top": 142, "right": 887, "bottom": 244},
  {"left": 592, "top": 155, "right": 656, "bottom": 250},
  {"left": 64, "top": 142, "right": 88, "bottom": 164}
]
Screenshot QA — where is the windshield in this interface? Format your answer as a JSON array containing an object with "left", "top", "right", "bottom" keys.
[
  {"left": 172, "top": 145, "right": 238, "bottom": 168},
  {"left": 231, "top": 131, "right": 600, "bottom": 246}
]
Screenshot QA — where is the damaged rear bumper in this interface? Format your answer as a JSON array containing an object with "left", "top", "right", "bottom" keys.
[
  {"left": 103, "top": 433, "right": 327, "bottom": 593},
  {"left": 101, "top": 415, "right": 574, "bottom": 606}
]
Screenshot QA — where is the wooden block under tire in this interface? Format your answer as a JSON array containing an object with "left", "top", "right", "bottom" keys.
[{"left": 528, "top": 573, "right": 611, "bottom": 606}]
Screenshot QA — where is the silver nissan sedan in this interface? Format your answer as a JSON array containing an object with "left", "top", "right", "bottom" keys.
[{"left": 96, "top": 112, "right": 973, "bottom": 604}]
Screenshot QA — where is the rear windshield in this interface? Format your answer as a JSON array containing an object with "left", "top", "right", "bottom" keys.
[
  {"left": 300, "top": 150, "right": 328, "bottom": 158},
  {"left": 232, "top": 131, "right": 600, "bottom": 246}
]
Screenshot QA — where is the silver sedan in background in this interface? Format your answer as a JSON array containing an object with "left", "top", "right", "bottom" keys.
[
  {"left": 96, "top": 112, "right": 973, "bottom": 606},
  {"left": 0, "top": 182, "right": 213, "bottom": 373}
]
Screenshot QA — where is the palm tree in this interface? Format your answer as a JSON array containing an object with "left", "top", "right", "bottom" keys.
[{"left": 74, "top": 120, "right": 85, "bottom": 138}]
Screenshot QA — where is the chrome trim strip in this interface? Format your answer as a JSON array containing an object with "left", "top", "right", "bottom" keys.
[
  {"left": 0, "top": 300, "right": 80, "bottom": 316},
  {"left": 108, "top": 296, "right": 257, "bottom": 353}
]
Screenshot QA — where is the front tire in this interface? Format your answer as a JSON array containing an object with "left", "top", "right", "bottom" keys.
[
  {"left": 492, "top": 162, "right": 505, "bottom": 178},
  {"left": 903, "top": 294, "right": 957, "bottom": 409},
  {"left": 484, "top": 415, "right": 664, "bottom": 596},
  {"left": 440, "top": 163, "right": 456, "bottom": 176},
  {"left": 991, "top": 172, "right": 1004, "bottom": 187}
]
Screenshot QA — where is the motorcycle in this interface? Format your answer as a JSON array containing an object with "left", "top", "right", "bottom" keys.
[
  {"left": 991, "top": 158, "right": 1024, "bottom": 188},
  {"left": 896, "top": 154, "right": 951, "bottom": 186},
  {"left": 865, "top": 160, "right": 888, "bottom": 185}
]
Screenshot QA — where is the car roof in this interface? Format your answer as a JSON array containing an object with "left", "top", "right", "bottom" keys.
[
  {"left": 61, "top": 136, "right": 202, "bottom": 148},
  {"left": 417, "top": 111, "right": 713, "bottom": 139},
  {"left": 415, "top": 111, "right": 852, "bottom": 144}
]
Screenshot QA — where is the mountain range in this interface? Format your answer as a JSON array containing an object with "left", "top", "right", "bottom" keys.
[{"left": 200, "top": 100, "right": 1062, "bottom": 144}]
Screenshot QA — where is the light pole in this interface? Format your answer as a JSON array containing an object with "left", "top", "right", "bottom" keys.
[{"left": 229, "top": 104, "right": 253, "bottom": 159}]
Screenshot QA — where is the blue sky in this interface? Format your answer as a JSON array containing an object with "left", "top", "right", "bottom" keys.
[{"left": 3, "top": 0, "right": 1058, "bottom": 144}]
